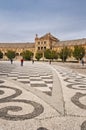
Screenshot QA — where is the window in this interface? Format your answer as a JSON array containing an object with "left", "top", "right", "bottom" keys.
[
  {"left": 44, "top": 47, "right": 46, "bottom": 50},
  {"left": 38, "top": 42, "right": 40, "bottom": 45},
  {"left": 38, "top": 47, "right": 40, "bottom": 50},
  {"left": 41, "top": 42, "right": 43, "bottom": 44},
  {"left": 41, "top": 47, "right": 43, "bottom": 50},
  {"left": 44, "top": 41, "right": 46, "bottom": 44}
]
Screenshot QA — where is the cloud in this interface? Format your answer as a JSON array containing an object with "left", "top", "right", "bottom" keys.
[{"left": 0, "top": 0, "right": 86, "bottom": 42}]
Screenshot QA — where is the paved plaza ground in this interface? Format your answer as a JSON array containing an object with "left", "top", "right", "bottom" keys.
[{"left": 0, "top": 61, "right": 86, "bottom": 130}]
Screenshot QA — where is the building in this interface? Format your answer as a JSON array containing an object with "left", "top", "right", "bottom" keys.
[
  {"left": 35, "top": 33, "right": 59, "bottom": 51},
  {"left": 0, "top": 33, "right": 86, "bottom": 60}
]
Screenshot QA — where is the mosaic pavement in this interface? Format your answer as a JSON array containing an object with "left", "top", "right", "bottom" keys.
[
  {"left": 0, "top": 61, "right": 53, "bottom": 96},
  {"left": 0, "top": 61, "right": 86, "bottom": 129}
]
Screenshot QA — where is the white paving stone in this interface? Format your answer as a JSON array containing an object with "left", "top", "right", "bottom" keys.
[{"left": 0, "top": 61, "right": 85, "bottom": 129}]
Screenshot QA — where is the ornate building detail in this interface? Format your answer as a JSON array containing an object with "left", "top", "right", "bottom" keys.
[{"left": 0, "top": 33, "right": 86, "bottom": 60}]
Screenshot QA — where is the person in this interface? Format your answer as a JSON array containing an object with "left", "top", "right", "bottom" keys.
[
  {"left": 49, "top": 60, "right": 51, "bottom": 64},
  {"left": 21, "top": 58, "right": 24, "bottom": 66},
  {"left": 81, "top": 59, "right": 84, "bottom": 66},
  {"left": 10, "top": 59, "right": 13, "bottom": 64},
  {"left": 32, "top": 59, "right": 34, "bottom": 64}
]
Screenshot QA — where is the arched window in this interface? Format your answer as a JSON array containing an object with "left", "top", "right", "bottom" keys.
[{"left": 38, "top": 47, "right": 40, "bottom": 50}]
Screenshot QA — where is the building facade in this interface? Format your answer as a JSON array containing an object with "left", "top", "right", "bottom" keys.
[{"left": 0, "top": 33, "right": 86, "bottom": 60}]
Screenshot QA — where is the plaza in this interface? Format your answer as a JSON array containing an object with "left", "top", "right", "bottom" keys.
[{"left": 0, "top": 61, "right": 85, "bottom": 130}]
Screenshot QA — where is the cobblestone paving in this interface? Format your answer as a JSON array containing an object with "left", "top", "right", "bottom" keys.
[
  {"left": 52, "top": 62, "right": 86, "bottom": 75},
  {"left": 0, "top": 61, "right": 86, "bottom": 129},
  {"left": 52, "top": 64, "right": 86, "bottom": 130},
  {"left": 0, "top": 75, "right": 59, "bottom": 130},
  {"left": 0, "top": 61, "right": 53, "bottom": 96}
]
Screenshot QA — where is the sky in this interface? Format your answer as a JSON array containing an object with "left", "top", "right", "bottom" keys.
[{"left": 0, "top": 0, "right": 86, "bottom": 42}]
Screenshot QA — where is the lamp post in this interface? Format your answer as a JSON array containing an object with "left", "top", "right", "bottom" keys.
[
  {"left": 85, "top": 50, "right": 86, "bottom": 63},
  {"left": 43, "top": 50, "right": 44, "bottom": 61},
  {"left": 63, "top": 44, "right": 65, "bottom": 63}
]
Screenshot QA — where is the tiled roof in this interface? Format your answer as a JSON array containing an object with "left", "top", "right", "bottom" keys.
[
  {"left": 39, "top": 33, "right": 59, "bottom": 41},
  {"left": 53, "top": 38, "right": 86, "bottom": 47},
  {"left": 0, "top": 43, "right": 35, "bottom": 48}
]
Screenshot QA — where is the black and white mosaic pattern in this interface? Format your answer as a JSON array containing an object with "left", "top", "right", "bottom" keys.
[
  {"left": 0, "top": 62, "right": 16, "bottom": 76},
  {"left": 52, "top": 65, "right": 86, "bottom": 129},
  {"left": 37, "top": 127, "right": 48, "bottom": 130},
  {"left": 0, "top": 83, "right": 44, "bottom": 121},
  {"left": 81, "top": 121, "right": 86, "bottom": 130},
  {"left": 0, "top": 62, "right": 86, "bottom": 129},
  {"left": 0, "top": 63, "right": 53, "bottom": 96}
]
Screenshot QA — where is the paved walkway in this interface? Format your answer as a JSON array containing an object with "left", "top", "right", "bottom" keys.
[{"left": 0, "top": 61, "right": 86, "bottom": 130}]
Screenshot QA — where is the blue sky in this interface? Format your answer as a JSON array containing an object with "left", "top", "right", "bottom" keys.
[{"left": 0, "top": 0, "right": 86, "bottom": 42}]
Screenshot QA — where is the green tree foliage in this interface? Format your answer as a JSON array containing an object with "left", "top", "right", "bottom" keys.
[
  {"left": 6, "top": 50, "right": 16, "bottom": 60},
  {"left": 35, "top": 51, "right": 43, "bottom": 61},
  {"left": 44, "top": 49, "right": 51, "bottom": 59},
  {"left": 51, "top": 50, "right": 58, "bottom": 59},
  {"left": 0, "top": 51, "right": 3, "bottom": 59},
  {"left": 59, "top": 46, "right": 71, "bottom": 62},
  {"left": 44, "top": 49, "right": 58, "bottom": 60},
  {"left": 22, "top": 50, "right": 33, "bottom": 60},
  {"left": 73, "top": 45, "right": 85, "bottom": 60}
]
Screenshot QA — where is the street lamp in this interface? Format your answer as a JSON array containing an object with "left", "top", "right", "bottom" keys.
[{"left": 63, "top": 44, "right": 65, "bottom": 63}]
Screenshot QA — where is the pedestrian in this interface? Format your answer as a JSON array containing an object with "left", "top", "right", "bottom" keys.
[
  {"left": 81, "top": 59, "right": 84, "bottom": 66},
  {"left": 32, "top": 59, "right": 34, "bottom": 64},
  {"left": 10, "top": 59, "right": 13, "bottom": 64},
  {"left": 49, "top": 60, "right": 51, "bottom": 64},
  {"left": 21, "top": 58, "right": 24, "bottom": 66}
]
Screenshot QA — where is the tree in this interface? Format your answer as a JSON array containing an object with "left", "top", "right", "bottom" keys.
[
  {"left": 44, "top": 49, "right": 51, "bottom": 59},
  {"left": 59, "top": 46, "right": 71, "bottom": 62},
  {"left": 0, "top": 51, "right": 3, "bottom": 59},
  {"left": 51, "top": 50, "right": 58, "bottom": 60},
  {"left": 22, "top": 50, "right": 33, "bottom": 60},
  {"left": 35, "top": 51, "right": 43, "bottom": 61},
  {"left": 73, "top": 45, "right": 85, "bottom": 61},
  {"left": 44, "top": 49, "right": 58, "bottom": 60},
  {"left": 6, "top": 50, "right": 16, "bottom": 60}
]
